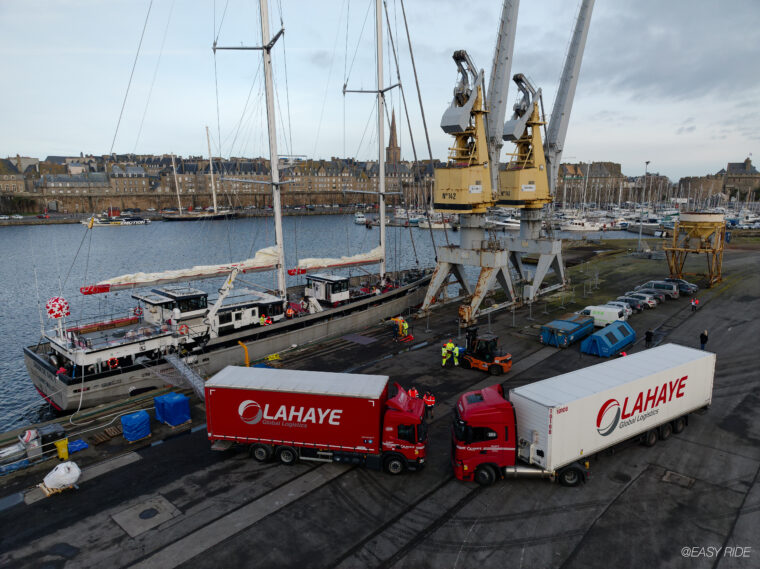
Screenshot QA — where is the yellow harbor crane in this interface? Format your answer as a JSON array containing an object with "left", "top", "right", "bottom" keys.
[{"left": 421, "top": 0, "right": 595, "bottom": 324}]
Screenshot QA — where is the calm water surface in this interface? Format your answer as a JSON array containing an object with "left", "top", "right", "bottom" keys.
[{"left": 0, "top": 215, "right": 628, "bottom": 432}]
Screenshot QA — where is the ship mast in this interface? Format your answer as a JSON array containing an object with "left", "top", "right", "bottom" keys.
[
  {"left": 171, "top": 153, "right": 182, "bottom": 213},
  {"left": 376, "top": 0, "right": 386, "bottom": 279},
  {"left": 260, "top": 0, "right": 287, "bottom": 299},
  {"left": 206, "top": 126, "right": 218, "bottom": 214},
  {"left": 212, "top": 0, "right": 286, "bottom": 299}
]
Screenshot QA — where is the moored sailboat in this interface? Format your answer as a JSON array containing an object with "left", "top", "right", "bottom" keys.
[{"left": 23, "top": 0, "right": 431, "bottom": 412}]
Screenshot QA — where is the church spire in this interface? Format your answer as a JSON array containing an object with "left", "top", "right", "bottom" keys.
[{"left": 386, "top": 110, "right": 400, "bottom": 164}]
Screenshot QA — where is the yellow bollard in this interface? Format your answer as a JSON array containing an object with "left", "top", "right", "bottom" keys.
[{"left": 54, "top": 438, "right": 69, "bottom": 460}]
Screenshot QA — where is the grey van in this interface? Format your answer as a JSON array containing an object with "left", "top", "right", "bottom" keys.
[{"left": 635, "top": 280, "right": 679, "bottom": 299}]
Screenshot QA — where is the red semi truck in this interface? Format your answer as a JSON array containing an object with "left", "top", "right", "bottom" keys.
[
  {"left": 452, "top": 344, "right": 715, "bottom": 486},
  {"left": 205, "top": 366, "right": 427, "bottom": 474}
]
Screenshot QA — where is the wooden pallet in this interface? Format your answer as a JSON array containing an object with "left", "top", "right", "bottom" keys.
[
  {"left": 38, "top": 483, "right": 75, "bottom": 497},
  {"left": 127, "top": 433, "right": 152, "bottom": 444},
  {"left": 166, "top": 419, "right": 192, "bottom": 431},
  {"left": 90, "top": 425, "right": 123, "bottom": 446}
]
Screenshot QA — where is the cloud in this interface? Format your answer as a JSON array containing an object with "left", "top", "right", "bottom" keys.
[{"left": 308, "top": 50, "right": 332, "bottom": 68}]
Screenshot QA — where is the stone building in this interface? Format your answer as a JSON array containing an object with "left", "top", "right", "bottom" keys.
[
  {"left": 718, "top": 157, "right": 760, "bottom": 200},
  {"left": 555, "top": 162, "right": 628, "bottom": 206},
  {"left": 0, "top": 159, "right": 25, "bottom": 193}
]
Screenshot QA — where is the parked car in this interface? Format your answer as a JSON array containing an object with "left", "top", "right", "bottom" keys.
[
  {"left": 11, "top": 214, "right": 23, "bottom": 219},
  {"left": 634, "top": 288, "right": 667, "bottom": 303},
  {"left": 635, "top": 280, "right": 679, "bottom": 299},
  {"left": 0, "top": 215, "right": 9, "bottom": 220},
  {"left": 663, "top": 277, "right": 698, "bottom": 294},
  {"left": 605, "top": 301, "right": 633, "bottom": 318},
  {"left": 146, "top": 208, "right": 156, "bottom": 212},
  {"left": 624, "top": 291, "right": 658, "bottom": 308},
  {"left": 616, "top": 296, "right": 645, "bottom": 313}
]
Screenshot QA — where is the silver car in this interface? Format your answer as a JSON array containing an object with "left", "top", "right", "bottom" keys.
[
  {"left": 605, "top": 301, "right": 633, "bottom": 318},
  {"left": 624, "top": 291, "right": 658, "bottom": 308}
]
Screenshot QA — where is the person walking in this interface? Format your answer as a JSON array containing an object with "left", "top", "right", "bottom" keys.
[
  {"left": 408, "top": 386, "right": 419, "bottom": 399},
  {"left": 423, "top": 392, "right": 436, "bottom": 419},
  {"left": 691, "top": 298, "right": 697, "bottom": 312},
  {"left": 645, "top": 328, "right": 654, "bottom": 348},
  {"left": 401, "top": 320, "right": 409, "bottom": 338},
  {"left": 700, "top": 329, "right": 708, "bottom": 350}
]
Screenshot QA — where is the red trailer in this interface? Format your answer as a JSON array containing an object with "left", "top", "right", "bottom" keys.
[{"left": 205, "top": 366, "right": 428, "bottom": 474}]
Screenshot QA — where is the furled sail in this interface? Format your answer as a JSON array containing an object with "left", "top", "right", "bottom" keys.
[
  {"left": 80, "top": 246, "right": 280, "bottom": 295},
  {"left": 295, "top": 245, "right": 383, "bottom": 272}
]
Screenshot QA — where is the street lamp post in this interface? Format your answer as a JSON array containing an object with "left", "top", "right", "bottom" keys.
[{"left": 638, "top": 160, "right": 650, "bottom": 252}]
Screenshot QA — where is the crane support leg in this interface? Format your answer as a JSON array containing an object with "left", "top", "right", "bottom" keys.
[
  {"left": 421, "top": 261, "right": 471, "bottom": 310},
  {"left": 458, "top": 266, "right": 516, "bottom": 325},
  {"left": 503, "top": 236, "right": 566, "bottom": 302}
]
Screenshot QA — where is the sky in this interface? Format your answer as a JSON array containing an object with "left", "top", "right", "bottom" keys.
[{"left": 2, "top": 0, "right": 759, "bottom": 182}]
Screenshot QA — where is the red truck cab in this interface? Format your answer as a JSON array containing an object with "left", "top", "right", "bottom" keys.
[
  {"left": 452, "top": 384, "right": 516, "bottom": 484},
  {"left": 380, "top": 387, "right": 428, "bottom": 473}
]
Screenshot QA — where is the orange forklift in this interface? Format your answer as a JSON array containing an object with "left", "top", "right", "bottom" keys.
[{"left": 459, "top": 328, "right": 513, "bottom": 376}]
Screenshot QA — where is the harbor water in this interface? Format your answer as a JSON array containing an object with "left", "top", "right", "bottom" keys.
[{"left": 0, "top": 214, "right": 630, "bottom": 432}]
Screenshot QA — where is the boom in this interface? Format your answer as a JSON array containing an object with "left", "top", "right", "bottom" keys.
[{"left": 545, "top": 0, "right": 595, "bottom": 195}]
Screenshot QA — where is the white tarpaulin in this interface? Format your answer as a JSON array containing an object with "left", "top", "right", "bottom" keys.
[
  {"left": 81, "top": 247, "right": 280, "bottom": 294},
  {"left": 297, "top": 245, "right": 383, "bottom": 271},
  {"left": 43, "top": 461, "right": 81, "bottom": 489}
]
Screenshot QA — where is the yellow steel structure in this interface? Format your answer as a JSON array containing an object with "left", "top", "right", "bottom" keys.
[
  {"left": 433, "top": 84, "right": 494, "bottom": 214},
  {"left": 497, "top": 101, "right": 552, "bottom": 210},
  {"left": 664, "top": 213, "right": 726, "bottom": 287}
]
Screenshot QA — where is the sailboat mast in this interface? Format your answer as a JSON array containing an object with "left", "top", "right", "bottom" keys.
[
  {"left": 260, "top": 0, "right": 287, "bottom": 299},
  {"left": 206, "top": 126, "right": 218, "bottom": 214},
  {"left": 376, "top": 0, "right": 386, "bottom": 279},
  {"left": 171, "top": 153, "right": 182, "bottom": 213}
]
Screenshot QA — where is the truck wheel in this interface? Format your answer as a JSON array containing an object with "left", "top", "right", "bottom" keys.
[
  {"left": 642, "top": 429, "right": 658, "bottom": 447},
  {"left": 558, "top": 466, "right": 583, "bottom": 487},
  {"left": 383, "top": 456, "right": 405, "bottom": 475},
  {"left": 277, "top": 446, "right": 298, "bottom": 466},
  {"left": 460, "top": 358, "right": 471, "bottom": 370},
  {"left": 673, "top": 417, "right": 686, "bottom": 434},
  {"left": 489, "top": 364, "right": 502, "bottom": 376},
  {"left": 474, "top": 465, "right": 497, "bottom": 486},
  {"left": 251, "top": 444, "right": 273, "bottom": 462},
  {"left": 659, "top": 422, "right": 673, "bottom": 441}
]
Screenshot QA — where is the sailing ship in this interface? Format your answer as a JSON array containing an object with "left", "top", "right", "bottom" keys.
[
  {"left": 162, "top": 138, "right": 238, "bottom": 222},
  {"left": 80, "top": 215, "right": 151, "bottom": 227},
  {"left": 23, "top": 0, "right": 432, "bottom": 411}
]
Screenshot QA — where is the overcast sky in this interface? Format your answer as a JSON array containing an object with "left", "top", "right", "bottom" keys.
[{"left": 2, "top": 0, "right": 759, "bottom": 181}]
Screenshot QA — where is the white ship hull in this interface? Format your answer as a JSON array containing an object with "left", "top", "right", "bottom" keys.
[{"left": 24, "top": 273, "right": 431, "bottom": 411}]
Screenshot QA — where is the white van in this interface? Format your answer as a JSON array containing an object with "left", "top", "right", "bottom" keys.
[{"left": 579, "top": 305, "right": 626, "bottom": 327}]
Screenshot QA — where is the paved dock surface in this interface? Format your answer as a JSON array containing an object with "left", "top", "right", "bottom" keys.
[{"left": 0, "top": 248, "right": 758, "bottom": 569}]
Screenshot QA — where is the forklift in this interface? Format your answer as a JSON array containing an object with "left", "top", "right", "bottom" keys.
[{"left": 460, "top": 327, "right": 513, "bottom": 375}]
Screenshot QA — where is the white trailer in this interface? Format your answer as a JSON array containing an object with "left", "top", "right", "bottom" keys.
[
  {"left": 510, "top": 343, "right": 714, "bottom": 472},
  {"left": 452, "top": 343, "right": 715, "bottom": 486}
]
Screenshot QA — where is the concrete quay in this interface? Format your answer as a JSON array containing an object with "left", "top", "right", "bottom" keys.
[{"left": 0, "top": 241, "right": 758, "bottom": 569}]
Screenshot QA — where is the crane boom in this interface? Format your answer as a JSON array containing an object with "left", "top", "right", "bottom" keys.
[
  {"left": 485, "top": 0, "right": 519, "bottom": 194},
  {"left": 545, "top": 0, "right": 595, "bottom": 195}
]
